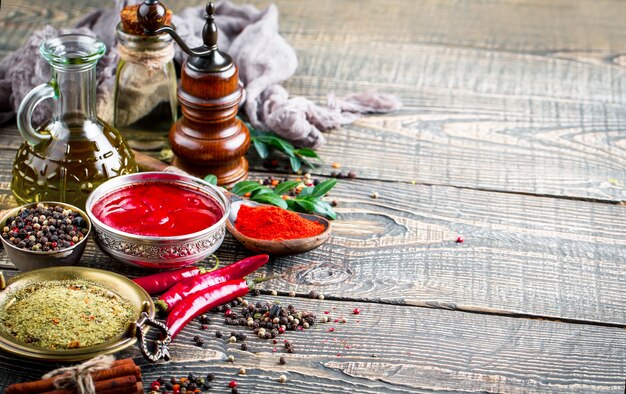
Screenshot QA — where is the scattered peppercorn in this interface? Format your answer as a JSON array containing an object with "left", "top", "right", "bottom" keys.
[
  {"left": 278, "top": 375, "right": 287, "bottom": 383},
  {"left": 239, "top": 368, "right": 246, "bottom": 375},
  {"left": 270, "top": 290, "right": 278, "bottom": 296},
  {"left": 229, "top": 380, "right": 238, "bottom": 388},
  {"left": 279, "top": 356, "right": 286, "bottom": 365},
  {"left": 215, "top": 330, "right": 223, "bottom": 338},
  {"left": 456, "top": 236, "right": 464, "bottom": 243},
  {"left": 193, "top": 335, "right": 204, "bottom": 346},
  {"left": 241, "top": 343, "right": 248, "bottom": 351},
  {"left": 371, "top": 191, "right": 379, "bottom": 199},
  {"left": 227, "top": 355, "right": 235, "bottom": 363},
  {"left": 347, "top": 171, "right": 357, "bottom": 179},
  {"left": 308, "top": 290, "right": 319, "bottom": 299},
  {"left": 353, "top": 308, "right": 361, "bottom": 315}
]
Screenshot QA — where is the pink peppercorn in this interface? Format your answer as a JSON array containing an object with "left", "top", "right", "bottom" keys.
[{"left": 353, "top": 308, "right": 361, "bottom": 315}]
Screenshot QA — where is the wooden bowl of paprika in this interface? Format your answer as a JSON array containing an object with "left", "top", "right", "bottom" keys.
[{"left": 226, "top": 200, "right": 331, "bottom": 255}]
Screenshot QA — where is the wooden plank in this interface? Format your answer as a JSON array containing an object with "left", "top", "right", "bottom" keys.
[
  {"left": 0, "top": 295, "right": 624, "bottom": 393},
  {"left": 2, "top": 1, "right": 626, "bottom": 201},
  {"left": 1, "top": 168, "right": 624, "bottom": 326},
  {"left": 6, "top": 0, "right": 626, "bottom": 55}
]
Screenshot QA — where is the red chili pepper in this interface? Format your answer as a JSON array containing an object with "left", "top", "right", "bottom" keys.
[
  {"left": 166, "top": 279, "right": 251, "bottom": 339},
  {"left": 156, "top": 254, "right": 269, "bottom": 313},
  {"left": 132, "top": 266, "right": 207, "bottom": 295}
]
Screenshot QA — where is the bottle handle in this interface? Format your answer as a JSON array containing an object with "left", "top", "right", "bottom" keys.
[{"left": 16, "top": 80, "right": 57, "bottom": 145}]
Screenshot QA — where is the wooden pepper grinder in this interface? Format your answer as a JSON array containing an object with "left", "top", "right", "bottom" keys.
[{"left": 137, "top": 0, "right": 249, "bottom": 186}]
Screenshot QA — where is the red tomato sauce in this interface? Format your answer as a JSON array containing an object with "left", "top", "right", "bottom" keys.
[{"left": 93, "top": 183, "right": 223, "bottom": 237}]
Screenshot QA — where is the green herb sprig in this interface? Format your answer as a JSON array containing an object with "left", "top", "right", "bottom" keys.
[
  {"left": 250, "top": 129, "right": 322, "bottom": 173},
  {"left": 205, "top": 175, "right": 338, "bottom": 220}
]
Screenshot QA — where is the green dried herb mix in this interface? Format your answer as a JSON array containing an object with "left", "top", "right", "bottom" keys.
[{"left": 0, "top": 279, "right": 134, "bottom": 350}]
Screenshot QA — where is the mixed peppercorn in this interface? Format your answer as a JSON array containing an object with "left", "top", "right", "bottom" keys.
[
  {"left": 149, "top": 373, "right": 214, "bottom": 394},
  {"left": 1, "top": 203, "right": 88, "bottom": 251},
  {"left": 219, "top": 299, "right": 317, "bottom": 336}
]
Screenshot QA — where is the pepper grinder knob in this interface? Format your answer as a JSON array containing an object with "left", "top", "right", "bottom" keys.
[{"left": 203, "top": 3, "right": 218, "bottom": 49}]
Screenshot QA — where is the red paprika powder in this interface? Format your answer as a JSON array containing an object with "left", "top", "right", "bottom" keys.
[{"left": 235, "top": 205, "right": 325, "bottom": 240}]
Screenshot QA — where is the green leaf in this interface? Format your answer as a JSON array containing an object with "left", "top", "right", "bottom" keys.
[
  {"left": 298, "top": 156, "right": 316, "bottom": 170},
  {"left": 294, "top": 148, "right": 321, "bottom": 159},
  {"left": 253, "top": 139, "right": 270, "bottom": 159},
  {"left": 252, "top": 194, "right": 288, "bottom": 209},
  {"left": 311, "top": 179, "right": 337, "bottom": 197},
  {"left": 289, "top": 156, "right": 302, "bottom": 172},
  {"left": 230, "top": 181, "right": 264, "bottom": 196},
  {"left": 251, "top": 187, "right": 276, "bottom": 197},
  {"left": 273, "top": 180, "right": 301, "bottom": 195},
  {"left": 254, "top": 134, "right": 296, "bottom": 158},
  {"left": 312, "top": 200, "right": 337, "bottom": 220},
  {"left": 203, "top": 174, "right": 218, "bottom": 185},
  {"left": 285, "top": 199, "right": 298, "bottom": 210},
  {"left": 294, "top": 199, "right": 317, "bottom": 212},
  {"left": 298, "top": 186, "right": 315, "bottom": 197}
]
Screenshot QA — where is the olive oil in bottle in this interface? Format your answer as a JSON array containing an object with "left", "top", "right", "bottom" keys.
[{"left": 12, "top": 34, "right": 137, "bottom": 208}]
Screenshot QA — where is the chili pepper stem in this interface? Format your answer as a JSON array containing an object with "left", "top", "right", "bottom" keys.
[
  {"left": 248, "top": 275, "right": 275, "bottom": 289},
  {"left": 155, "top": 299, "right": 169, "bottom": 314},
  {"left": 205, "top": 254, "right": 220, "bottom": 272}
]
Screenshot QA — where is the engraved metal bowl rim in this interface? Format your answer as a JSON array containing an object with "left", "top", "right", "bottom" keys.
[
  {"left": 84, "top": 171, "right": 230, "bottom": 242},
  {"left": 0, "top": 266, "right": 155, "bottom": 362},
  {"left": 92, "top": 225, "right": 225, "bottom": 266},
  {"left": 0, "top": 201, "right": 92, "bottom": 255}
]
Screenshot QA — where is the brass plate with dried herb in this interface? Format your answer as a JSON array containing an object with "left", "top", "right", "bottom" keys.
[{"left": 0, "top": 267, "right": 154, "bottom": 362}]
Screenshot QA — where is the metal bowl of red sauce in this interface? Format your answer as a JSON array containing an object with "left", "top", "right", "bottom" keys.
[{"left": 85, "top": 172, "right": 229, "bottom": 269}]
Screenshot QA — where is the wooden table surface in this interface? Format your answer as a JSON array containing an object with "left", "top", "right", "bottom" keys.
[{"left": 1, "top": 0, "right": 626, "bottom": 392}]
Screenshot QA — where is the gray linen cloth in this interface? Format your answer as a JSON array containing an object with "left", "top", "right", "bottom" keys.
[{"left": 0, "top": 0, "right": 401, "bottom": 148}]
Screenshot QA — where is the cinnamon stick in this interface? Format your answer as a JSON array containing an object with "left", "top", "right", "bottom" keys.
[
  {"left": 98, "top": 382, "right": 143, "bottom": 394},
  {"left": 90, "top": 364, "right": 141, "bottom": 383},
  {"left": 39, "top": 375, "right": 138, "bottom": 394},
  {"left": 5, "top": 358, "right": 138, "bottom": 394}
]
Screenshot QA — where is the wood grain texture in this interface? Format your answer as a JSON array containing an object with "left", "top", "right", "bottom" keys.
[
  {"left": 0, "top": 295, "right": 624, "bottom": 393},
  {"left": 1, "top": 0, "right": 626, "bottom": 392},
  {"left": 2, "top": 0, "right": 626, "bottom": 200}
]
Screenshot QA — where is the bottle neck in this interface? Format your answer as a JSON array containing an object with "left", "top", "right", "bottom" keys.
[{"left": 52, "top": 64, "right": 98, "bottom": 125}]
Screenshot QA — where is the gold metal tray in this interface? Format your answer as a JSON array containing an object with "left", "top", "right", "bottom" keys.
[{"left": 0, "top": 267, "right": 170, "bottom": 362}]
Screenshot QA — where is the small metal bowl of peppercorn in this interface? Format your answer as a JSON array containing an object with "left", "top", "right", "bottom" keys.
[
  {"left": 85, "top": 172, "right": 230, "bottom": 269},
  {"left": 0, "top": 201, "right": 91, "bottom": 272}
]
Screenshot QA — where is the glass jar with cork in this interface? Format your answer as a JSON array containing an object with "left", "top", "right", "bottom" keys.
[{"left": 114, "top": 4, "right": 177, "bottom": 140}]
